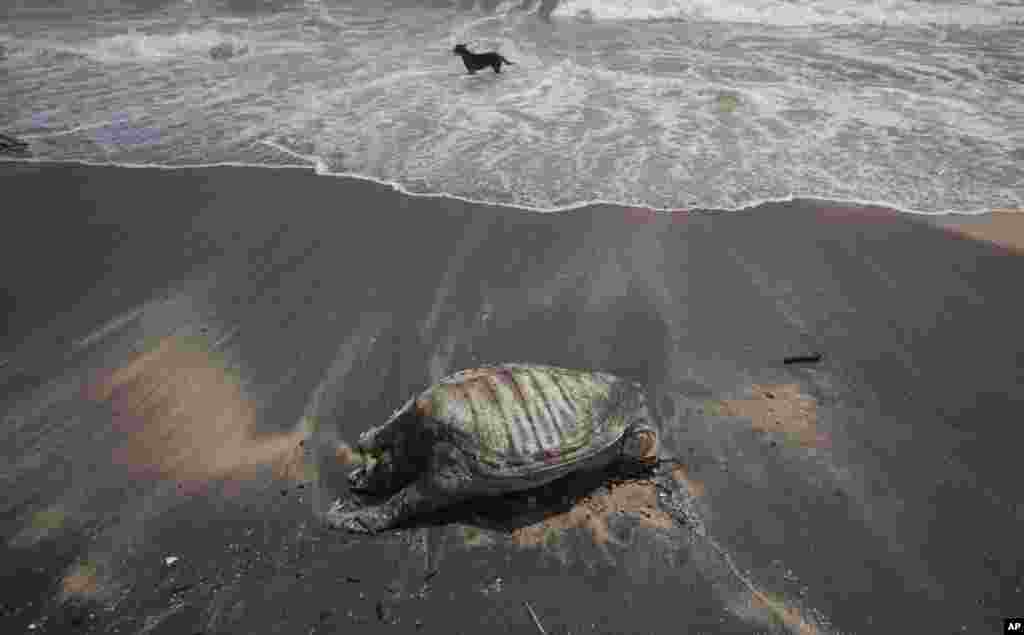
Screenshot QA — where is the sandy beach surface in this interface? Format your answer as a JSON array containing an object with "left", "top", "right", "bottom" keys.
[{"left": 2, "top": 162, "right": 1023, "bottom": 635}]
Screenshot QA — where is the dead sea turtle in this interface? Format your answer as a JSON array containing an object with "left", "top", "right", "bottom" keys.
[{"left": 326, "top": 364, "right": 660, "bottom": 534}]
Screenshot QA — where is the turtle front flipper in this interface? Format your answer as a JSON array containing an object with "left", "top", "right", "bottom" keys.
[
  {"left": 326, "top": 477, "right": 463, "bottom": 534},
  {"left": 326, "top": 499, "right": 394, "bottom": 534},
  {"left": 327, "top": 441, "right": 475, "bottom": 534},
  {"left": 325, "top": 498, "right": 381, "bottom": 534}
]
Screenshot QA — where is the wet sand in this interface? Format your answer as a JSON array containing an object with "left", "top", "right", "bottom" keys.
[{"left": 2, "top": 161, "right": 1023, "bottom": 634}]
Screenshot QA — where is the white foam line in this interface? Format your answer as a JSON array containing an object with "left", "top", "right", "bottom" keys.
[
  {"left": 0, "top": 155, "right": 1005, "bottom": 217},
  {"left": 258, "top": 138, "right": 327, "bottom": 172},
  {"left": 19, "top": 121, "right": 111, "bottom": 140}
]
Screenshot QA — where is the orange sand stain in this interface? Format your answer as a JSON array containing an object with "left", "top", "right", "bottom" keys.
[
  {"left": 86, "top": 335, "right": 309, "bottom": 488},
  {"left": 334, "top": 442, "right": 359, "bottom": 467},
  {"left": 941, "top": 211, "right": 1024, "bottom": 253},
  {"left": 60, "top": 562, "right": 100, "bottom": 601},
  {"left": 716, "top": 384, "right": 823, "bottom": 448},
  {"left": 61, "top": 572, "right": 97, "bottom": 597},
  {"left": 511, "top": 472, "right": 697, "bottom": 547}
]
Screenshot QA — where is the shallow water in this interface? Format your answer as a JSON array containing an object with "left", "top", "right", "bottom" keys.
[{"left": 2, "top": 0, "right": 1022, "bottom": 214}]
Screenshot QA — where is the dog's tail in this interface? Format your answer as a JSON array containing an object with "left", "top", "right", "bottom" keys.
[{"left": 500, "top": 56, "right": 515, "bottom": 65}]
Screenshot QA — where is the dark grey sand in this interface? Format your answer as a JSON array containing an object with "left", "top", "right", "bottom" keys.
[{"left": 2, "top": 162, "right": 1023, "bottom": 634}]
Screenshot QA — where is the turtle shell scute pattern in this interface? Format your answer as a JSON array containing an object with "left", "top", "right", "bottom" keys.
[{"left": 413, "top": 364, "right": 643, "bottom": 475}]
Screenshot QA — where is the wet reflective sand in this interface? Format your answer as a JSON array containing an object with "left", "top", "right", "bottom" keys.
[{"left": 2, "top": 163, "right": 1022, "bottom": 634}]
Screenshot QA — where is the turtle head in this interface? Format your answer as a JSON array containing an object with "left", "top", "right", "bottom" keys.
[
  {"left": 347, "top": 430, "right": 403, "bottom": 495},
  {"left": 347, "top": 397, "right": 430, "bottom": 495},
  {"left": 347, "top": 447, "right": 399, "bottom": 494},
  {"left": 347, "top": 416, "right": 419, "bottom": 495}
]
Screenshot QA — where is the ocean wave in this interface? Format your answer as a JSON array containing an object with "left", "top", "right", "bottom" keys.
[
  {"left": 0, "top": 31, "right": 245, "bottom": 66},
  {"left": 527, "top": 0, "right": 1024, "bottom": 27},
  {"left": 83, "top": 28, "right": 251, "bottom": 63}
]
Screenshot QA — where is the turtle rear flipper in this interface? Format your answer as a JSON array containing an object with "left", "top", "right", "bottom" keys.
[{"left": 620, "top": 421, "right": 659, "bottom": 465}]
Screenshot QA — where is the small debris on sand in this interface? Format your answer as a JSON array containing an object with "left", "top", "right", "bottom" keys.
[
  {"left": 783, "top": 353, "right": 822, "bottom": 365},
  {"left": 375, "top": 599, "right": 390, "bottom": 623},
  {"left": 523, "top": 601, "right": 547, "bottom": 634}
]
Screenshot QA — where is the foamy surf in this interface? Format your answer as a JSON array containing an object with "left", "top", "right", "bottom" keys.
[
  {"left": 551, "top": 0, "right": 1024, "bottom": 27},
  {"left": 2, "top": 0, "right": 1020, "bottom": 215}
]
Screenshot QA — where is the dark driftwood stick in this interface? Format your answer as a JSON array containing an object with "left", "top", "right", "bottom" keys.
[
  {"left": 523, "top": 601, "right": 547, "bottom": 635},
  {"left": 783, "top": 353, "right": 822, "bottom": 365}
]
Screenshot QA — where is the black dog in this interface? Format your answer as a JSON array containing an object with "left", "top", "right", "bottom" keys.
[{"left": 452, "top": 44, "right": 514, "bottom": 74}]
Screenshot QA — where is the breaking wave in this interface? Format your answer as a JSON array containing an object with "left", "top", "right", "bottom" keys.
[{"left": 469, "top": 0, "right": 1024, "bottom": 27}]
